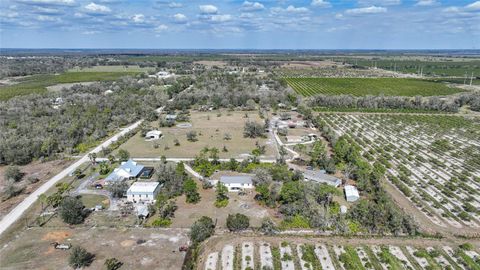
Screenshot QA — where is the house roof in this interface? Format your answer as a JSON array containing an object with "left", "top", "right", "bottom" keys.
[
  {"left": 119, "top": 159, "right": 144, "bottom": 176},
  {"left": 303, "top": 170, "right": 341, "bottom": 186},
  {"left": 105, "top": 159, "right": 144, "bottom": 182},
  {"left": 345, "top": 185, "right": 359, "bottom": 197},
  {"left": 146, "top": 130, "right": 162, "bottom": 136},
  {"left": 127, "top": 181, "right": 160, "bottom": 194},
  {"left": 220, "top": 175, "right": 252, "bottom": 185}
]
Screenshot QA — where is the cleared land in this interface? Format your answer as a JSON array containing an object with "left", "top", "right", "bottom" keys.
[
  {"left": 117, "top": 111, "right": 276, "bottom": 159},
  {"left": 0, "top": 70, "right": 142, "bottom": 100},
  {"left": 286, "top": 77, "right": 464, "bottom": 97},
  {"left": 0, "top": 227, "right": 188, "bottom": 270}
]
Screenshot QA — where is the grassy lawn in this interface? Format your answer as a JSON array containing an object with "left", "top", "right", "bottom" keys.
[
  {"left": 79, "top": 194, "right": 109, "bottom": 209},
  {"left": 0, "top": 70, "right": 142, "bottom": 100},
  {"left": 285, "top": 77, "right": 464, "bottom": 97},
  {"left": 117, "top": 110, "right": 276, "bottom": 159},
  {"left": 164, "top": 178, "right": 277, "bottom": 228}
]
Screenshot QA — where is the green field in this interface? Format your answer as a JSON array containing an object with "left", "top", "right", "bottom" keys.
[
  {"left": 0, "top": 71, "right": 140, "bottom": 100},
  {"left": 68, "top": 65, "right": 154, "bottom": 72},
  {"left": 285, "top": 77, "right": 464, "bottom": 97},
  {"left": 342, "top": 58, "right": 480, "bottom": 77}
]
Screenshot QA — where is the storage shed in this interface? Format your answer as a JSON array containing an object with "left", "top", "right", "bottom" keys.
[{"left": 344, "top": 185, "right": 360, "bottom": 202}]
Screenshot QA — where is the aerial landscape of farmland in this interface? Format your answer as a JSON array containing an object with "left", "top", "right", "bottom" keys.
[{"left": 1, "top": 0, "right": 480, "bottom": 269}]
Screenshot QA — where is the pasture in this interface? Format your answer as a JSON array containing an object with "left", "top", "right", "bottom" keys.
[
  {"left": 117, "top": 111, "right": 276, "bottom": 159},
  {"left": 0, "top": 70, "right": 142, "bottom": 100},
  {"left": 285, "top": 77, "right": 464, "bottom": 97}
]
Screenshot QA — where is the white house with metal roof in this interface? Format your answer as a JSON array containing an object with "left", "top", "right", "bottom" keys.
[
  {"left": 344, "top": 185, "right": 360, "bottom": 202},
  {"left": 127, "top": 182, "right": 161, "bottom": 203},
  {"left": 303, "top": 170, "right": 342, "bottom": 187},
  {"left": 105, "top": 159, "right": 144, "bottom": 184},
  {"left": 219, "top": 175, "right": 253, "bottom": 192}
]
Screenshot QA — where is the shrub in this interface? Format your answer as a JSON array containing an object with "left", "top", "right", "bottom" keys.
[
  {"left": 69, "top": 246, "right": 94, "bottom": 269},
  {"left": 186, "top": 131, "right": 198, "bottom": 142},
  {"left": 59, "top": 196, "right": 86, "bottom": 225},
  {"left": 226, "top": 213, "right": 250, "bottom": 232},
  {"left": 4, "top": 166, "right": 23, "bottom": 182},
  {"left": 189, "top": 216, "right": 215, "bottom": 244},
  {"left": 151, "top": 218, "right": 172, "bottom": 227},
  {"left": 104, "top": 258, "right": 123, "bottom": 270}
]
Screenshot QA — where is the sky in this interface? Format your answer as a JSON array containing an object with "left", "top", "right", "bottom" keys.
[{"left": 0, "top": 0, "right": 479, "bottom": 49}]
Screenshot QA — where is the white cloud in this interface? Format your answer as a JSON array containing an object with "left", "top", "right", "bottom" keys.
[
  {"left": 36, "top": 15, "right": 59, "bottom": 21},
  {"left": 155, "top": 24, "right": 168, "bottom": 32},
  {"left": 131, "top": 13, "right": 144, "bottom": 23},
  {"left": 33, "top": 6, "right": 63, "bottom": 15},
  {"left": 466, "top": 1, "right": 480, "bottom": 11},
  {"left": 241, "top": 1, "right": 264, "bottom": 11},
  {"left": 210, "top": 14, "right": 232, "bottom": 22},
  {"left": 1, "top": 11, "right": 19, "bottom": 19},
  {"left": 415, "top": 0, "right": 439, "bottom": 6},
  {"left": 15, "top": 0, "right": 75, "bottom": 6},
  {"left": 345, "top": 6, "right": 387, "bottom": 15},
  {"left": 272, "top": 5, "right": 309, "bottom": 14},
  {"left": 168, "top": 2, "right": 182, "bottom": 8},
  {"left": 84, "top": 2, "right": 111, "bottom": 13},
  {"left": 82, "top": 30, "right": 99, "bottom": 34},
  {"left": 199, "top": 5, "right": 218, "bottom": 14},
  {"left": 311, "top": 0, "right": 331, "bottom": 8},
  {"left": 358, "top": 0, "right": 400, "bottom": 6},
  {"left": 173, "top": 13, "right": 187, "bottom": 23}
]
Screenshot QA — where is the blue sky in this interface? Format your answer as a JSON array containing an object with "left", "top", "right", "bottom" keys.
[{"left": 0, "top": 0, "right": 479, "bottom": 49}]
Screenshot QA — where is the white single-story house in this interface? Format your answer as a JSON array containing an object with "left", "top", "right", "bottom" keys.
[
  {"left": 286, "top": 136, "right": 304, "bottom": 143},
  {"left": 148, "top": 71, "right": 174, "bottom": 79},
  {"left": 145, "top": 130, "right": 162, "bottom": 140},
  {"left": 105, "top": 159, "right": 144, "bottom": 184},
  {"left": 127, "top": 181, "right": 161, "bottom": 203},
  {"left": 219, "top": 175, "right": 253, "bottom": 192},
  {"left": 345, "top": 185, "right": 360, "bottom": 202},
  {"left": 303, "top": 170, "right": 342, "bottom": 187}
]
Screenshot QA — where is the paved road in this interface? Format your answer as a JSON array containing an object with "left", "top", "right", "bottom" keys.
[{"left": 0, "top": 113, "right": 158, "bottom": 236}]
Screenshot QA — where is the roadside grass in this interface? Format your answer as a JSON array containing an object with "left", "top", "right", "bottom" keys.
[
  {"left": 0, "top": 71, "right": 141, "bottom": 100},
  {"left": 285, "top": 77, "right": 464, "bottom": 97}
]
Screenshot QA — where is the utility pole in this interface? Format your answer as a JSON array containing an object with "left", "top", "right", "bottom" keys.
[
  {"left": 470, "top": 72, "right": 474, "bottom": 86},
  {"left": 464, "top": 73, "right": 467, "bottom": 85}
]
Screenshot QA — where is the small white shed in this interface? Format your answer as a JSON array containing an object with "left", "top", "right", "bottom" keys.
[
  {"left": 345, "top": 185, "right": 360, "bottom": 202},
  {"left": 145, "top": 130, "right": 162, "bottom": 140}
]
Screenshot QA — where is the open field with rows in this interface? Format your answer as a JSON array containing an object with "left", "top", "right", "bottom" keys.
[
  {"left": 318, "top": 114, "right": 480, "bottom": 231},
  {"left": 68, "top": 65, "right": 154, "bottom": 73},
  {"left": 285, "top": 78, "right": 463, "bottom": 97},
  {"left": 201, "top": 237, "right": 480, "bottom": 270},
  {"left": 0, "top": 70, "right": 142, "bottom": 100},
  {"left": 341, "top": 58, "right": 480, "bottom": 77}
]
